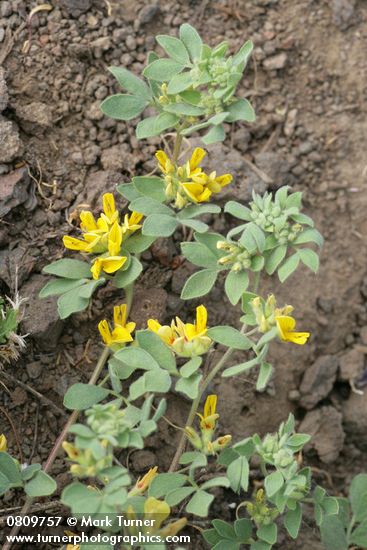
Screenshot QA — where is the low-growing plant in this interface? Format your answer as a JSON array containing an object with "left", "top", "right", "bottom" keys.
[{"left": 1, "top": 23, "right": 363, "bottom": 550}]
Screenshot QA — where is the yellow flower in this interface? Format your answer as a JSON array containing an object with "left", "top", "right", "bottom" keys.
[
  {"left": 101, "top": 193, "right": 119, "bottom": 225},
  {"left": 156, "top": 150, "right": 174, "bottom": 175},
  {"left": 197, "top": 395, "right": 219, "bottom": 431},
  {"left": 147, "top": 305, "right": 212, "bottom": 357},
  {"left": 0, "top": 434, "right": 7, "bottom": 452},
  {"left": 181, "top": 182, "right": 212, "bottom": 203},
  {"left": 207, "top": 435, "right": 232, "bottom": 454},
  {"left": 122, "top": 211, "right": 143, "bottom": 234},
  {"left": 160, "top": 517, "right": 187, "bottom": 538},
  {"left": 275, "top": 315, "right": 310, "bottom": 345},
  {"left": 63, "top": 235, "right": 91, "bottom": 252},
  {"left": 144, "top": 497, "right": 170, "bottom": 530},
  {"left": 204, "top": 171, "right": 233, "bottom": 194},
  {"left": 107, "top": 221, "right": 123, "bottom": 256},
  {"left": 129, "top": 466, "right": 158, "bottom": 496},
  {"left": 62, "top": 442, "right": 80, "bottom": 460},
  {"left": 98, "top": 303, "right": 135, "bottom": 349},
  {"left": 91, "top": 256, "right": 127, "bottom": 280}
]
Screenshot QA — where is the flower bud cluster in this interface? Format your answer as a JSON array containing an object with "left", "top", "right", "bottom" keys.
[
  {"left": 245, "top": 489, "right": 279, "bottom": 527},
  {"left": 217, "top": 240, "right": 256, "bottom": 271},
  {"left": 249, "top": 192, "right": 303, "bottom": 244},
  {"left": 85, "top": 404, "right": 127, "bottom": 439},
  {"left": 63, "top": 403, "right": 135, "bottom": 478}
]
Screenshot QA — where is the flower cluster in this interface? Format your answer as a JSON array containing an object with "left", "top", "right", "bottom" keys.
[
  {"left": 98, "top": 303, "right": 135, "bottom": 351},
  {"left": 249, "top": 190, "right": 304, "bottom": 244},
  {"left": 63, "top": 193, "right": 143, "bottom": 280},
  {"left": 148, "top": 304, "right": 212, "bottom": 357},
  {"left": 251, "top": 294, "right": 310, "bottom": 345},
  {"left": 245, "top": 489, "right": 279, "bottom": 527},
  {"left": 185, "top": 395, "right": 231, "bottom": 455},
  {"left": 156, "top": 148, "right": 232, "bottom": 208}
]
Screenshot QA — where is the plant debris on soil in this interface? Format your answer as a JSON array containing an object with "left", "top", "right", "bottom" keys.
[{"left": 0, "top": 0, "right": 367, "bottom": 548}]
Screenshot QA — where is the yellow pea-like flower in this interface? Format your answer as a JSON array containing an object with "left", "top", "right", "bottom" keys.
[
  {"left": 197, "top": 394, "right": 219, "bottom": 432},
  {"left": 98, "top": 303, "right": 135, "bottom": 349},
  {"left": 144, "top": 497, "right": 170, "bottom": 529},
  {"left": 90, "top": 256, "right": 127, "bottom": 280},
  {"left": 129, "top": 466, "right": 158, "bottom": 496},
  {"left": 275, "top": 315, "right": 310, "bottom": 345}
]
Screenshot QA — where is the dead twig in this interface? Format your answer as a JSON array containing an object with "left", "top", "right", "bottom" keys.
[
  {"left": 242, "top": 157, "right": 273, "bottom": 185},
  {"left": 1, "top": 371, "right": 66, "bottom": 417}
]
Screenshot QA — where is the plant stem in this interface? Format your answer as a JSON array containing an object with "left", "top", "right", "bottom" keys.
[
  {"left": 125, "top": 282, "right": 135, "bottom": 317},
  {"left": 3, "top": 346, "right": 110, "bottom": 550},
  {"left": 172, "top": 131, "right": 183, "bottom": 164},
  {"left": 346, "top": 514, "right": 356, "bottom": 545},
  {"left": 169, "top": 324, "right": 248, "bottom": 472}
]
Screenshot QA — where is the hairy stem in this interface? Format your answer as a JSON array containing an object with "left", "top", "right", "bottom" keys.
[
  {"left": 172, "top": 131, "right": 183, "bottom": 164},
  {"left": 169, "top": 324, "right": 247, "bottom": 472}
]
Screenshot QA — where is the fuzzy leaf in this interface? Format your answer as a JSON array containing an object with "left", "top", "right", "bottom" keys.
[
  {"left": 181, "top": 269, "right": 218, "bottom": 299},
  {"left": 108, "top": 67, "right": 151, "bottom": 100},
  {"left": 100, "top": 94, "right": 147, "bottom": 120},
  {"left": 179, "top": 23, "right": 202, "bottom": 61},
  {"left": 143, "top": 59, "right": 185, "bottom": 81}
]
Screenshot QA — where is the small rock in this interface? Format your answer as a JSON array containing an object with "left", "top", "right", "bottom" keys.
[
  {"left": 90, "top": 36, "right": 112, "bottom": 51},
  {"left": 0, "top": 247, "right": 34, "bottom": 287},
  {"left": 125, "top": 35, "right": 137, "bottom": 51},
  {"left": 360, "top": 326, "right": 367, "bottom": 345},
  {"left": 100, "top": 145, "right": 126, "bottom": 171},
  {"left": 151, "top": 238, "right": 177, "bottom": 267},
  {"left": 138, "top": 4, "right": 160, "bottom": 25},
  {"left": 0, "top": 28, "right": 5, "bottom": 43},
  {"left": 254, "top": 151, "right": 290, "bottom": 187},
  {"left": 283, "top": 108, "right": 298, "bottom": 137},
  {"left": 263, "top": 53, "right": 287, "bottom": 71},
  {"left": 11, "top": 387, "right": 27, "bottom": 407},
  {"left": 332, "top": 0, "right": 356, "bottom": 30},
  {"left": 0, "top": 167, "right": 30, "bottom": 217},
  {"left": 0, "top": 119, "right": 24, "bottom": 163},
  {"left": 26, "top": 361, "right": 42, "bottom": 379},
  {"left": 59, "top": 0, "right": 92, "bottom": 17},
  {"left": 343, "top": 391, "right": 367, "bottom": 450},
  {"left": 0, "top": 68, "right": 8, "bottom": 112},
  {"left": 299, "top": 406, "right": 345, "bottom": 463},
  {"left": 233, "top": 128, "right": 251, "bottom": 153},
  {"left": 0, "top": 1, "right": 12, "bottom": 17},
  {"left": 21, "top": 275, "right": 64, "bottom": 350},
  {"left": 73, "top": 170, "right": 122, "bottom": 211},
  {"left": 299, "top": 355, "right": 339, "bottom": 409},
  {"left": 339, "top": 348, "right": 365, "bottom": 381},
  {"left": 83, "top": 144, "right": 101, "bottom": 166},
  {"left": 16, "top": 102, "right": 53, "bottom": 128},
  {"left": 132, "top": 449, "right": 156, "bottom": 472}
]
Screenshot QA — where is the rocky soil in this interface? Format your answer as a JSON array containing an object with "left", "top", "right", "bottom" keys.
[{"left": 0, "top": 0, "right": 367, "bottom": 548}]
